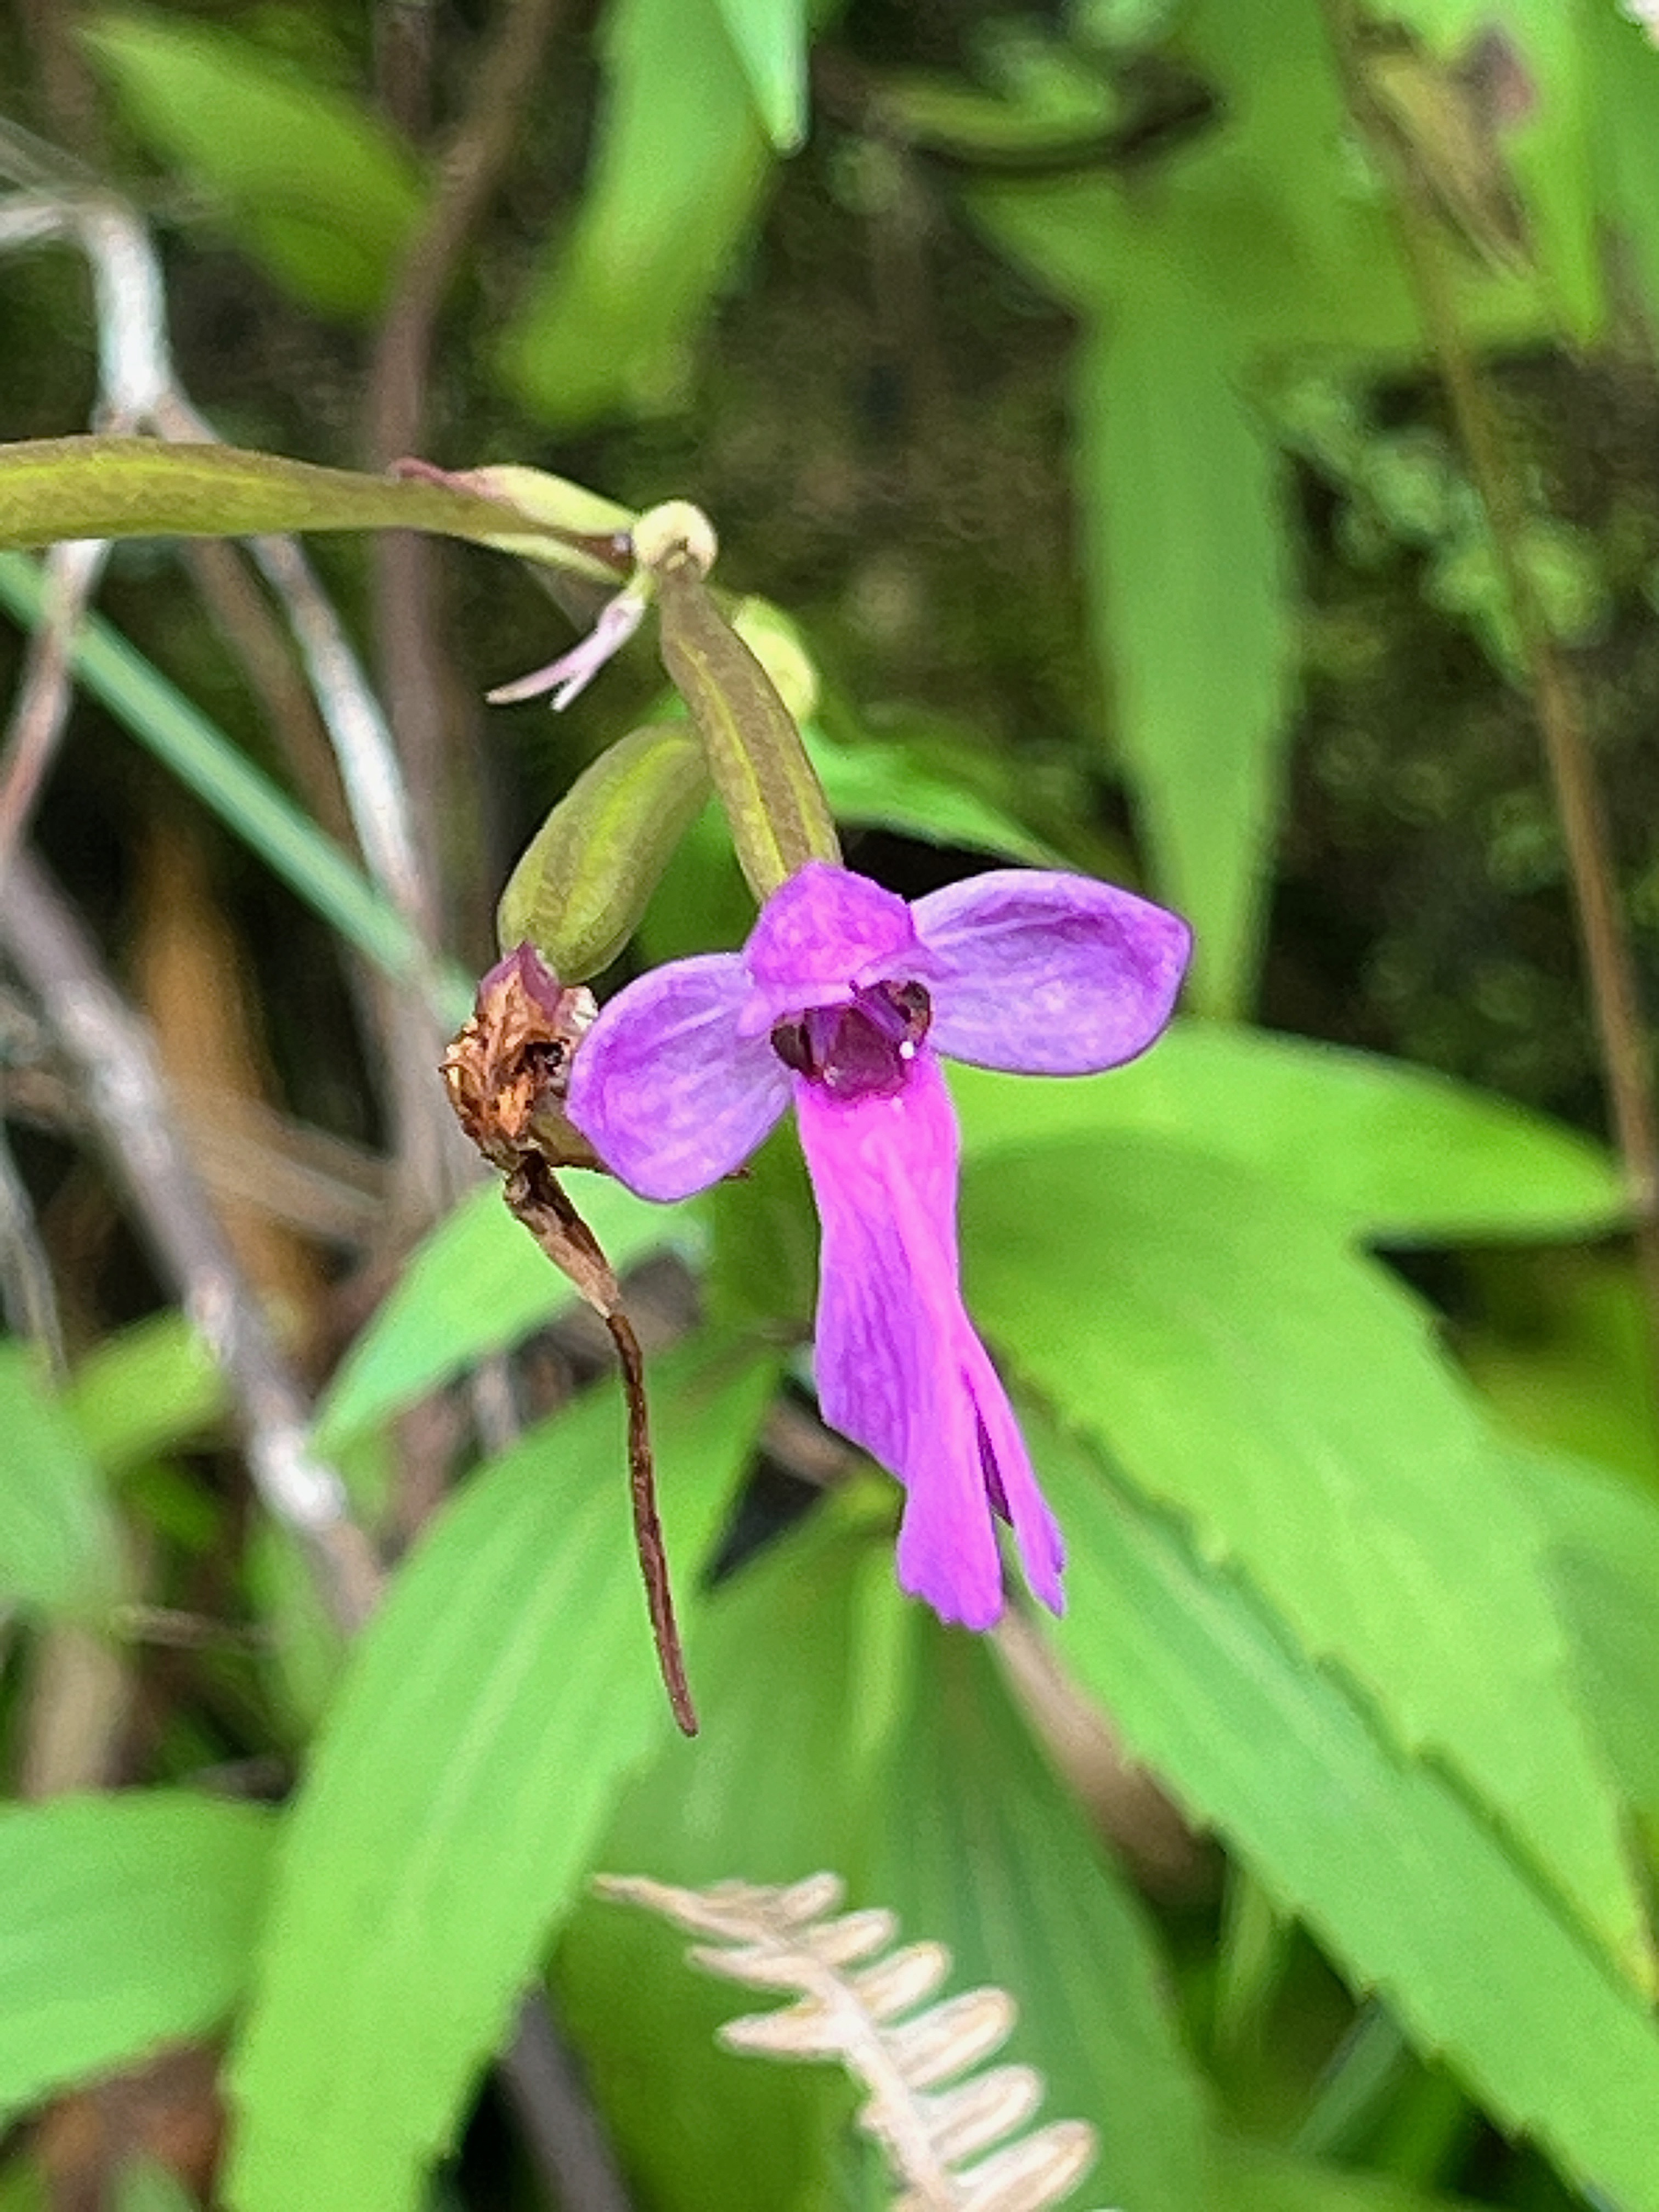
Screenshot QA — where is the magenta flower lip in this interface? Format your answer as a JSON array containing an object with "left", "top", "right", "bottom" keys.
[{"left": 566, "top": 861, "right": 1191, "bottom": 1630}]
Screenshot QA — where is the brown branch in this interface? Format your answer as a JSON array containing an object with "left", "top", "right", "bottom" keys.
[
  {"left": 497, "top": 1993, "right": 637, "bottom": 2212},
  {"left": 365, "top": 0, "right": 569, "bottom": 950},
  {"left": 0, "top": 536, "right": 109, "bottom": 865},
  {"left": 368, "top": 0, "right": 568, "bottom": 470},
  {"left": 1322, "top": 0, "right": 1659, "bottom": 1375},
  {"left": 509, "top": 1159, "right": 698, "bottom": 1737},
  {"left": 0, "top": 848, "right": 382, "bottom": 1632}
]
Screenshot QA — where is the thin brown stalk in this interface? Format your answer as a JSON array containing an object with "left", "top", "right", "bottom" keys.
[
  {"left": 505, "top": 1157, "right": 698, "bottom": 1738},
  {"left": 1323, "top": 0, "right": 1659, "bottom": 1372},
  {"left": 606, "top": 1304, "right": 697, "bottom": 1737}
]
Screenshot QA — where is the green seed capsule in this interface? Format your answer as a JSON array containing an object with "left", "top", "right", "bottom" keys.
[
  {"left": 496, "top": 724, "right": 711, "bottom": 979},
  {"left": 653, "top": 557, "right": 840, "bottom": 901}
]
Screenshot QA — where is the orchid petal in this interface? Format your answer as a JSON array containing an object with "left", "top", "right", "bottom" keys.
[
  {"left": 964, "top": 1340, "right": 1064, "bottom": 1614},
  {"left": 792, "top": 1081, "right": 924, "bottom": 1482},
  {"left": 565, "top": 953, "right": 788, "bottom": 1201},
  {"left": 913, "top": 869, "right": 1192, "bottom": 1075},
  {"left": 739, "top": 861, "right": 933, "bottom": 1032},
  {"left": 795, "top": 1057, "right": 1058, "bottom": 1628}
]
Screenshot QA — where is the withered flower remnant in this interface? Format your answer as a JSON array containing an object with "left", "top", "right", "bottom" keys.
[{"left": 442, "top": 943, "right": 696, "bottom": 1735}]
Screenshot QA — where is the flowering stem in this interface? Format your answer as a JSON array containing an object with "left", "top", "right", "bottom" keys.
[{"left": 1324, "top": 0, "right": 1659, "bottom": 1377}]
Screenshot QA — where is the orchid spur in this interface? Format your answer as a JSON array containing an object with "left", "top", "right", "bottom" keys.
[{"left": 566, "top": 861, "right": 1190, "bottom": 1631}]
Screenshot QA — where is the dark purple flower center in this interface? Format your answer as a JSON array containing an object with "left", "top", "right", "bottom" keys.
[{"left": 771, "top": 980, "right": 932, "bottom": 1101}]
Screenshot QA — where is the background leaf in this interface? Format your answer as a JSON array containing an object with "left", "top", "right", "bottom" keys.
[
  {"left": 497, "top": 0, "right": 774, "bottom": 425},
  {"left": 313, "top": 1177, "right": 690, "bottom": 1452},
  {"left": 1509, "top": 1442, "right": 1659, "bottom": 1830},
  {"left": 0, "top": 1792, "right": 274, "bottom": 2109},
  {"left": 0, "top": 1340, "right": 125, "bottom": 1620},
  {"left": 225, "top": 1339, "right": 778, "bottom": 2212},
  {"left": 1069, "top": 288, "right": 1291, "bottom": 1017},
  {"left": 872, "top": 1621, "right": 1213, "bottom": 2212},
  {"left": 711, "top": 0, "right": 809, "bottom": 153},
  {"left": 949, "top": 1021, "right": 1627, "bottom": 1246},
  {"left": 558, "top": 1496, "right": 897, "bottom": 2212},
  {"left": 65, "top": 1313, "right": 224, "bottom": 1475},
  {"left": 1032, "top": 1414, "right": 1659, "bottom": 2212},
  {"left": 809, "top": 727, "right": 1057, "bottom": 864},
  {"left": 961, "top": 1136, "right": 1649, "bottom": 1992},
  {"left": 82, "top": 12, "right": 425, "bottom": 318}
]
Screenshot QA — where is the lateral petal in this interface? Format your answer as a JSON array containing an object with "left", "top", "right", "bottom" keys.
[
  {"left": 913, "top": 869, "right": 1191, "bottom": 1075},
  {"left": 566, "top": 953, "right": 788, "bottom": 1201}
]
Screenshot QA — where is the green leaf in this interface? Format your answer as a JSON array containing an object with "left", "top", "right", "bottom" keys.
[
  {"left": 1509, "top": 1443, "right": 1659, "bottom": 1828},
  {"left": 947, "top": 1021, "right": 1628, "bottom": 1246},
  {"left": 558, "top": 1496, "right": 898, "bottom": 2212},
  {"left": 82, "top": 13, "right": 424, "bottom": 319},
  {"left": 872, "top": 1622, "right": 1212, "bottom": 2212},
  {"left": 0, "top": 551, "right": 461, "bottom": 1006},
  {"left": 1033, "top": 1415, "right": 1659, "bottom": 2212},
  {"left": 225, "top": 1339, "right": 779, "bottom": 2212},
  {"left": 0, "top": 1791, "right": 274, "bottom": 2109},
  {"left": 1463, "top": 1249, "right": 1659, "bottom": 1480},
  {"left": 497, "top": 0, "right": 774, "bottom": 426},
  {"left": 0, "top": 2157, "right": 46, "bottom": 2212},
  {"left": 247, "top": 1523, "right": 349, "bottom": 1743},
  {"left": 65, "top": 1312, "right": 225, "bottom": 1475},
  {"left": 960, "top": 1137, "right": 1649, "bottom": 1993},
  {"left": 1588, "top": 1, "right": 1659, "bottom": 339},
  {"left": 314, "top": 1176, "right": 690, "bottom": 1452},
  {"left": 1069, "top": 289, "right": 1292, "bottom": 1015},
  {"left": 712, "top": 0, "right": 809, "bottom": 151},
  {"left": 0, "top": 1341, "right": 125, "bottom": 1620},
  {"left": 807, "top": 727, "right": 1057, "bottom": 864},
  {"left": 1217, "top": 2138, "right": 1484, "bottom": 2212},
  {"left": 0, "top": 439, "right": 624, "bottom": 578},
  {"left": 112, "top": 2160, "right": 198, "bottom": 2212}
]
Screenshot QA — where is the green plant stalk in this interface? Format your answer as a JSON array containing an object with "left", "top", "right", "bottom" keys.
[
  {"left": 0, "top": 436, "right": 630, "bottom": 581},
  {"left": 655, "top": 556, "right": 839, "bottom": 900},
  {"left": 1322, "top": 0, "right": 1659, "bottom": 1383},
  {"left": 0, "top": 551, "right": 470, "bottom": 1022}
]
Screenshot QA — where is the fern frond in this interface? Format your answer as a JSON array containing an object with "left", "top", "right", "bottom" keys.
[{"left": 596, "top": 1871, "right": 1105, "bottom": 2212}]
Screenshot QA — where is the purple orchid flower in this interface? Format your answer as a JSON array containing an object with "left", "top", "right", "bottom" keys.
[{"left": 566, "top": 861, "right": 1190, "bottom": 1630}]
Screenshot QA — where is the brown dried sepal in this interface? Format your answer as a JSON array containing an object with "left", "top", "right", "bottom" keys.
[{"left": 442, "top": 941, "right": 601, "bottom": 1175}]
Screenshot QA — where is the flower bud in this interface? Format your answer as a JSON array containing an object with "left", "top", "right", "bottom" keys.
[
  {"left": 496, "top": 723, "right": 710, "bottom": 979},
  {"left": 394, "top": 459, "right": 634, "bottom": 583}
]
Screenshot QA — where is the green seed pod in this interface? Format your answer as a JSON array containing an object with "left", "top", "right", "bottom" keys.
[
  {"left": 497, "top": 724, "right": 711, "bottom": 979},
  {"left": 653, "top": 556, "right": 840, "bottom": 901}
]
